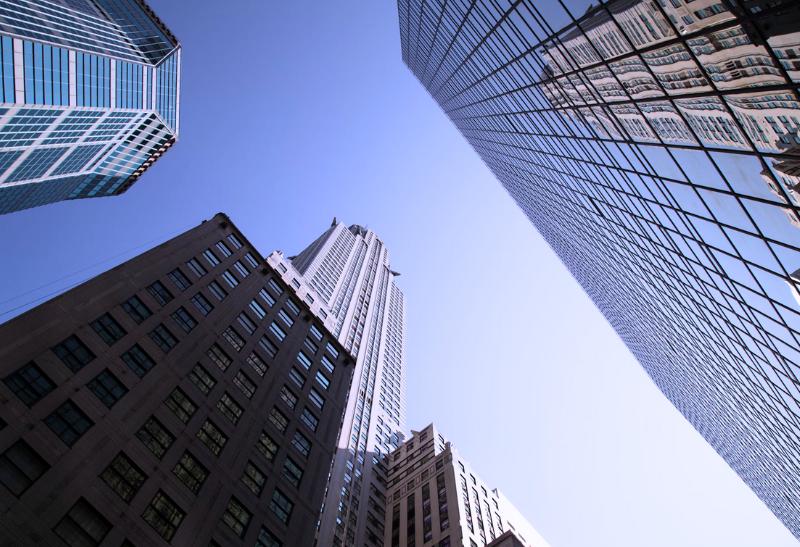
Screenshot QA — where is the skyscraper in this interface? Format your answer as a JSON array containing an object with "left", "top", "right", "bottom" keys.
[
  {"left": 399, "top": 0, "right": 800, "bottom": 538},
  {"left": 280, "top": 218, "right": 406, "bottom": 547},
  {"left": 0, "top": 0, "right": 180, "bottom": 215},
  {"left": 0, "top": 213, "right": 353, "bottom": 546},
  {"left": 384, "top": 424, "right": 549, "bottom": 547}
]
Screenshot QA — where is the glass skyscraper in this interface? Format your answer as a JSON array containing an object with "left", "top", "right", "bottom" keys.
[
  {"left": 399, "top": 0, "right": 800, "bottom": 538},
  {"left": 0, "top": 0, "right": 180, "bottom": 214},
  {"left": 274, "top": 219, "right": 406, "bottom": 546}
]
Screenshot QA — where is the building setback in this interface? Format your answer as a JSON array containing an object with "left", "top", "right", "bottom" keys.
[
  {"left": 0, "top": 0, "right": 180, "bottom": 215},
  {"left": 398, "top": 0, "right": 800, "bottom": 538},
  {"left": 0, "top": 213, "right": 352, "bottom": 546},
  {"left": 384, "top": 425, "right": 549, "bottom": 547}
]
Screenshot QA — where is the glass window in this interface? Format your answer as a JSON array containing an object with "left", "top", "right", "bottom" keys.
[
  {"left": 233, "top": 370, "right": 256, "bottom": 399},
  {"left": 269, "top": 322, "right": 286, "bottom": 342},
  {"left": 296, "top": 351, "right": 312, "bottom": 370},
  {"left": 269, "top": 489, "right": 293, "bottom": 523},
  {"left": 202, "top": 249, "right": 220, "bottom": 267},
  {"left": 0, "top": 440, "right": 49, "bottom": 496},
  {"left": 315, "top": 371, "right": 331, "bottom": 391},
  {"left": 237, "top": 312, "right": 257, "bottom": 335},
  {"left": 291, "top": 430, "right": 311, "bottom": 458},
  {"left": 300, "top": 408, "right": 318, "bottom": 432},
  {"left": 308, "top": 388, "right": 325, "bottom": 410},
  {"left": 222, "top": 270, "right": 239, "bottom": 289},
  {"left": 222, "top": 496, "right": 252, "bottom": 538},
  {"left": 249, "top": 299, "right": 267, "bottom": 320},
  {"left": 241, "top": 461, "right": 266, "bottom": 496},
  {"left": 217, "top": 392, "right": 243, "bottom": 424},
  {"left": 226, "top": 234, "right": 243, "bottom": 249},
  {"left": 259, "top": 288, "right": 276, "bottom": 307},
  {"left": 52, "top": 335, "right": 96, "bottom": 372},
  {"left": 246, "top": 351, "right": 268, "bottom": 376},
  {"left": 100, "top": 452, "right": 147, "bottom": 503},
  {"left": 189, "top": 363, "right": 216, "bottom": 395},
  {"left": 233, "top": 260, "right": 249, "bottom": 278},
  {"left": 45, "top": 400, "right": 93, "bottom": 446},
  {"left": 191, "top": 292, "right": 214, "bottom": 316},
  {"left": 136, "top": 416, "right": 174, "bottom": 459},
  {"left": 309, "top": 325, "right": 323, "bottom": 342},
  {"left": 259, "top": 336, "right": 278, "bottom": 359},
  {"left": 285, "top": 299, "right": 301, "bottom": 316},
  {"left": 207, "top": 343, "right": 232, "bottom": 371},
  {"left": 197, "top": 419, "right": 227, "bottom": 456},
  {"left": 90, "top": 313, "right": 126, "bottom": 345},
  {"left": 277, "top": 309, "right": 294, "bottom": 328},
  {"left": 147, "top": 280, "right": 173, "bottom": 306},
  {"left": 267, "top": 278, "right": 283, "bottom": 296},
  {"left": 269, "top": 407, "right": 289, "bottom": 433},
  {"left": 280, "top": 385, "right": 298, "bottom": 409},
  {"left": 3, "top": 361, "right": 55, "bottom": 407},
  {"left": 53, "top": 498, "right": 111, "bottom": 547},
  {"left": 244, "top": 253, "right": 259, "bottom": 268},
  {"left": 325, "top": 342, "right": 339, "bottom": 359},
  {"left": 222, "top": 326, "right": 246, "bottom": 352},
  {"left": 288, "top": 368, "right": 305, "bottom": 389},
  {"left": 256, "top": 431, "right": 279, "bottom": 462},
  {"left": 171, "top": 306, "right": 197, "bottom": 333},
  {"left": 186, "top": 258, "right": 207, "bottom": 278},
  {"left": 122, "top": 295, "right": 151, "bottom": 324},
  {"left": 142, "top": 490, "right": 185, "bottom": 542},
  {"left": 149, "top": 323, "right": 178, "bottom": 353},
  {"left": 256, "top": 527, "right": 283, "bottom": 547},
  {"left": 173, "top": 451, "right": 208, "bottom": 495},
  {"left": 208, "top": 280, "right": 227, "bottom": 301},
  {"left": 121, "top": 344, "right": 155, "bottom": 377},
  {"left": 303, "top": 337, "right": 319, "bottom": 355},
  {"left": 216, "top": 241, "right": 232, "bottom": 257},
  {"left": 282, "top": 457, "right": 303, "bottom": 487},
  {"left": 164, "top": 387, "right": 197, "bottom": 424},
  {"left": 167, "top": 268, "right": 192, "bottom": 291},
  {"left": 87, "top": 369, "right": 128, "bottom": 408}
]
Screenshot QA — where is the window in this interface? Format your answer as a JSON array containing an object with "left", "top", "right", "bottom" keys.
[
  {"left": 189, "top": 363, "right": 216, "bottom": 395},
  {"left": 244, "top": 253, "right": 259, "bottom": 268},
  {"left": 233, "top": 370, "right": 256, "bottom": 399},
  {"left": 269, "top": 489, "right": 293, "bottom": 523},
  {"left": 288, "top": 368, "right": 305, "bottom": 389},
  {"left": 197, "top": 419, "right": 227, "bottom": 456},
  {"left": 167, "top": 268, "right": 192, "bottom": 291},
  {"left": 216, "top": 240, "right": 232, "bottom": 257},
  {"left": 186, "top": 258, "right": 207, "bottom": 278},
  {"left": 227, "top": 233, "right": 243, "bottom": 249},
  {"left": 241, "top": 461, "right": 266, "bottom": 495},
  {"left": 303, "top": 337, "right": 319, "bottom": 355},
  {"left": 100, "top": 452, "right": 147, "bottom": 502},
  {"left": 282, "top": 457, "right": 303, "bottom": 488},
  {"left": 136, "top": 417, "right": 174, "bottom": 459},
  {"left": 191, "top": 292, "right": 214, "bottom": 316},
  {"left": 308, "top": 388, "right": 325, "bottom": 410},
  {"left": 249, "top": 299, "right": 267, "bottom": 320},
  {"left": 321, "top": 355, "right": 335, "bottom": 374},
  {"left": 222, "top": 496, "right": 252, "bottom": 538},
  {"left": 309, "top": 324, "right": 323, "bottom": 341},
  {"left": 256, "top": 431, "right": 279, "bottom": 462},
  {"left": 207, "top": 343, "right": 232, "bottom": 371},
  {"left": 147, "top": 281, "right": 173, "bottom": 306},
  {"left": 233, "top": 260, "right": 249, "bottom": 278},
  {"left": 256, "top": 527, "right": 283, "bottom": 547},
  {"left": 202, "top": 249, "right": 220, "bottom": 267},
  {"left": 45, "top": 400, "right": 93, "bottom": 446},
  {"left": 122, "top": 295, "right": 151, "bottom": 324},
  {"left": 87, "top": 369, "right": 128, "bottom": 408},
  {"left": 52, "top": 335, "right": 96, "bottom": 372},
  {"left": 222, "top": 270, "right": 239, "bottom": 288},
  {"left": 325, "top": 342, "right": 339, "bottom": 359},
  {"left": 90, "top": 313, "right": 126, "bottom": 345},
  {"left": 267, "top": 278, "right": 283, "bottom": 296},
  {"left": 296, "top": 351, "right": 312, "bottom": 370},
  {"left": 173, "top": 451, "right": 208, "bottom": 494},
  {"left": 171, "top": 306, "right": 197, "bottom": 333},
  {"left": 279, "top": 385, "right": 298, "bottom": 409},
  {"left": 220, "top": 326, "right": 246, "bottom": 354},
  {"left": 164, "top": 388, "right": 197, "bottom": 424},
  {"left": 291, "top": 431, "right": 311, "bottom": 458},
  {"left": 142, "top": 490, "right": 185, "bottom": 542},
  {"left": 291, "top": 279, "right": 300, "bottom": 289},
  {"left": 315, "top": 371, "right": 331, "bottom": 391},
  {"left": 246, "top": 351, "right": 268, "bottom": 376},
  {"left": 237, "top": 312, "right": 257, "bottom": 335},
  {"left": 0, "top": 440, "right": 49, "bottom": 496},
  {"left": 208, "top": 280, "right": 227, "bottom": 301},
  {"left": 259, "top": 336, "right": 278, "bottom": 358},
  {"left": 300, "top": 408, "right": 318, "bottom": 432},
  {"left": 149, "top": 323, "right": 178, "bottom": 353},
  {"left": 269, "top": 407, "right": 289, "bottom": 433},
  {"left": 269, "top": 322, "right": 286, "bottom": 342},
  {"left": 3, "top": 362, "right": 55, "bottom": 407},
  {"left": 217, "top": 392, "right": 243, "bottom": 424},
  {"left": 304, "top": 293, "right": 314, "bottom": 305},
  {"left": 277, "top": 309, "right": 294, "bottom": 328},
  {"left": 285, "top": 299, "right": 301, "bottom": 316},
  {"left": 259, "top": 288, "right": 276, "bottom": 307},
  {"left": 53, "top": 498, "right": 111, "bottom": 547},
  {"left": 121, "top": 344, "right": 155, "bottom": 377}
]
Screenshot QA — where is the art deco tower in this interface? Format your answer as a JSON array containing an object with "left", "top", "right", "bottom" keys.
[
  {"left": 399, "top": 0, "right": 800, "bottom": 538},
  {"left": 0, "top": 0, "right": 180, "bottom": 214},
  {"left": 275, "top": 219, "right": 406, "bottom": 547}
]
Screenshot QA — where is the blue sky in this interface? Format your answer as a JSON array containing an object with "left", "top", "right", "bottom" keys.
[{"left": 0, "top": 1, "right": 796, "bottom": 545}]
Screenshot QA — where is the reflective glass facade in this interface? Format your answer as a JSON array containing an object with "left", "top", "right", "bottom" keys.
[
  {"left": 399, "top": 0, "right": 800, "bottom": 538},
  {"left": 0, "top": 0, "right": 180, "bottom": 214}
]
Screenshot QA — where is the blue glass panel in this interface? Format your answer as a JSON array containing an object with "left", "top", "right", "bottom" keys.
[
  {"left": 6, "top": 147, "right": 68, "bottom": 182},
  {"left": 1, "top": 36, "right": 13, "bottom": 103},
  {"left": 23, "top": 41, "right": 33, "bottom": 104},
  {"left": 43, "top": 45, "right": 52, "bottom": 106},
  {"left": 33, "top": 43, "right": 43, "bottom": 104},
  {"left": 52, "top": 144, "right": 104, "bottom": 175},
  {"left": 0, "top": 149, "right": 21, "bottom": 175}
]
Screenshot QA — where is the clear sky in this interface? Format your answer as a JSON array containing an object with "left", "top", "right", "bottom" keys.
[{"left": 0, "top": 1, "right": 796, "bottom": 546}]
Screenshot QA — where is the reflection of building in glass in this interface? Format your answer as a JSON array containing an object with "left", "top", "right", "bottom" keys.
[
  {"left": 0, "top": 0, "right": 181, "bottom": 215},
  {"left": 399, "top": 0, "right": 800, "bottom": 538}
]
